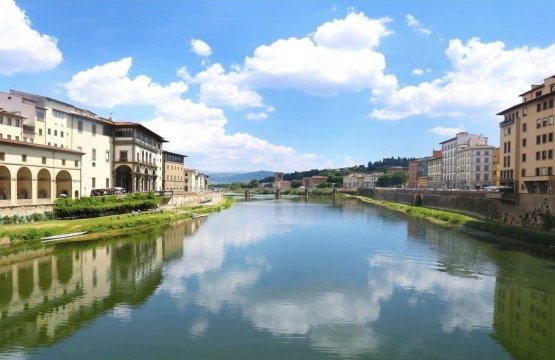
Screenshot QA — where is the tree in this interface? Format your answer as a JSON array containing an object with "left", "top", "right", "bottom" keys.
[
  {"left": 291, "top": 180, "right": 303, "bottom": 188},
  {"left": 248, "top": 179, "right": 260, "bottom": 188}
]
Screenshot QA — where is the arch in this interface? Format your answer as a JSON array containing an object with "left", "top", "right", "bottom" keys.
[
  {"left": 17, "top": 167, "right": 32, "bottom": 199},
  {"left": 115, "top": 165, "right": 133, "bottom": 193},
  {"left": 74, "top": 190, "right": 79, "bottom": 198},
  {"left": 0, "top": 166, "right": 10, "bottom": 200},
  {"left": 414, "top": 194, "right": 423, "bottom": 206},
  {"left": 56, "top": 170, "right": 72, "bottom": 198},
  {"left": 37, "top": 169, "right": 52, "bottom": 199}
]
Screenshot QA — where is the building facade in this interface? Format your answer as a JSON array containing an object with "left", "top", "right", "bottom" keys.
[
  {"left": 499, "top": 75, "right": 555, "bottom": 193},
  {"left": 0, "top": 90, "right": 168, "bottom": 206},
  {"left": 427, "top": 151, "right": 442, "bottom": 189},
  {"left": 303, "top": 176, "right": 327, "bottom": 189},
  {"left": 162, "top": 151, "right": 186, "bottom": 191},
  {"left": 456, "top": 144, "right": 495, "bottom": 189},
  {"left": 440, "top": 132, "right": 488, "bottom": 189},
  {"left": 184, "top": 168, "right": 208, "bottom": 192}
]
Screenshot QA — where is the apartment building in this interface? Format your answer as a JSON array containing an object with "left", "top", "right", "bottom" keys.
[
  {"left": 440, "top": 132, "right": 488, "bottom": 189},
  {"left": 427, "top": 151, "right": 442, "bottom": 189},
  {"left": 498, "top": 75, "right": 555, "bottom": 193},
  {"left": 162, "top": 151, "right": 186, "bottom": 191},
  {"left": 456, "top": 143, "right": 495, "bottom": 189},
  {"left": 184, "top": 168, "right": 208, "bottom": 192},
  {"left": 407, "top": 160, "right": 420, "bottom": 188},
  {"left": 343, "top": 173, "right": 382, "bottom": 190}
]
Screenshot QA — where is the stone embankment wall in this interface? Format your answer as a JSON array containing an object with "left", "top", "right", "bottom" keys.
[
  {"left": 359, "top": 188, "right": 520, "bottom": 224},
  {"left": 163, "top": 191, "right": 222, "bottom": 208},
  {"left": 0, "top": 204, "right": 53, "bottom": 218}
]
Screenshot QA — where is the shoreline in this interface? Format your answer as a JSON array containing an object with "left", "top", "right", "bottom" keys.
[
  {"left": 349, "top": 195, "right": 555, "bottom": 258},
  {"left": 0, "top": 196, "right": 235, "bottom": 257}
]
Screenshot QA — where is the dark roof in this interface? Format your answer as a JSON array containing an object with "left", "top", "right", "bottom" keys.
[
  {"left": 498, "top": 91, "right": 555, "bottom": 115},
  {"left": 0, "top": 138, "right": 84, "bottom": 155},
  {"left": 162, "top": 150, "right": 188, "bottom": 158}
]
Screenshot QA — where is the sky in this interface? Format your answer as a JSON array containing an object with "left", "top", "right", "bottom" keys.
[{"left": 1, "top": 0, "right": 555, "bottom": 172}]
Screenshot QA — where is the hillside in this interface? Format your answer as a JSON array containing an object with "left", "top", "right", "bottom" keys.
[{"left": 205, "top": 171, "right": 274, "bottom": 184}]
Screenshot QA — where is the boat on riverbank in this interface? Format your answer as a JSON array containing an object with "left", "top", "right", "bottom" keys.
[{"left": 41, "top": 231, "right": 88, "bottom": 242}]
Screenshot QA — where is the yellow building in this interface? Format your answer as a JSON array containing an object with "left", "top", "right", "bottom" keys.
[
  {"left": 498, "top": 75, "right": 555, "bottom": 193},
  {"left": 162, "top": 151, "right": 186, "bottom": 191}
]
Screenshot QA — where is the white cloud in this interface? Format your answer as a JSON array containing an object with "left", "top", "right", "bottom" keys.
[
  {"left": 190, "top": 38, "right": 212, "bottom": 57},
  {"left": 371, "top": 38, "right": 555, "bottom": 120},
  {"left": 193, "top": 63, "right": 265, "bottom": 109},
  {"left": 246, "top": 112, "right": 269, "bottom": 121},
  {"left": 65, "top": 57, "right": 188, "bottom": 107},
  {"left": 412, "top": 68, "right": 424, "bottom": 76},
  {"left": 427, "top": 126, "right": 465, "bottom": 137},
  {"left": 188, "top": 11, "right": 397, "bottom": 106},
  {"left": 406, "top": 14, "right": 432, "bottom": 36},
  {"left": 0, "top": 0, "right": 63, "bottom": 75}
]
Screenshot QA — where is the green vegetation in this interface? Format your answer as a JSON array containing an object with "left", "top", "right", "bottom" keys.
[
  {"left": 376, "top": 172, "right": 408, "bottom": 187},
  {"left": 53, "top": 193, "right": 161, "bottom": 218},
  {"left": 0, "top": 196, "right": 235, "bottom": 255},
  {"left": 353, "top": 196, "right": 555, "bottom": 251}
]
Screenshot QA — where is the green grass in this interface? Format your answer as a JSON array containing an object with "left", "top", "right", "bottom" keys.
[
  {"left": 353, "top": 195, "right": 555, "bottom": 250},
  {"left": 0, "top": 196, "right": 235, "bottom": 255}
]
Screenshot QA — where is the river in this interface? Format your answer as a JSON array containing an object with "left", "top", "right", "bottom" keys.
[{"left": 0, "top": 198, "right": 554, "bottom": 359}]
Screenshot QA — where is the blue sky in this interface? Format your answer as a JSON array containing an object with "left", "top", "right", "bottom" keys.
[{"left": 1, "top": 0, "right": 555, "bottom": 172}]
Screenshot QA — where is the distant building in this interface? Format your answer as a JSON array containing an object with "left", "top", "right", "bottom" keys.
[
  {"left": 343, "top": 173, "right": 383, "bottom": 190},
  {"left": 440, "top": 132, "right": 488, "bottom": 189},
  {"left": 407, "top": 160, "right": 421, "bottom": 189},
  {"left": 492, "top": 147, "right": 500, "bottom": 186},
  {"left": 162, "top": 151, "right": 187, "bottom": 191},
  {"left": 273, "top": 172, "right": 290, "bottom": 189},
  {"left": 303, "top": 175, "right": 327, "bottom": 188},
  {"left": 184, "top": 168, "right": 208, "bottom": 192},
  {"left": 427, "top": 151, "right": 443, "bottom": 189}
]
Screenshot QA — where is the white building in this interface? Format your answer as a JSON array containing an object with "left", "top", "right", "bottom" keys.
[
  {"left": 184, "top": 169, "right": 208, "bottom": 192},
  {"left": 456, "top": 143, "right": 495, "bottom": 189},
  {"left": 343, "top": 173, "right": 383, "bottom": 189},
  {"left": 440, "top": 132, "right": 488, "bottom": 189}
]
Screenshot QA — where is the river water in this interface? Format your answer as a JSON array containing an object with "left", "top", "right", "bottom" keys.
[{"left": 0, "top": 198, "right": 554, "bottom": 360}]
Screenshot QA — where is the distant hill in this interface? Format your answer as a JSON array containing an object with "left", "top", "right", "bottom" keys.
[{"left": 205, "top": 170, "right": 274, "bottom": 184}]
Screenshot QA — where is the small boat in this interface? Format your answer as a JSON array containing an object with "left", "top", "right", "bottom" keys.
[
  {"left": 41, "top": 231, "right": 88, "bottom": 242},
  {"left": 191, "top": 213, "right": 209, "bottom": 219}
]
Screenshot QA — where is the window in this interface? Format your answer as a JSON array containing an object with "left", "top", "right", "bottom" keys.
[
  {"left": 105, "top": 150, "right": 109, "bottom": 162},
  {"left": 537, "top": 135, "right": 541, "bottom": 144},
  {"left": 536, "top": 90, "right": 543, "bottom": 98},
  {"left": 0, "top": 152, "right": 4, "bottom": 161},
  {"left": 484, "top": 165, "right": 489, "bottom": 171},
  {"left": 54, "top": 130, "right": 57, "bottom": 136},
  {"left": 544, "top": 101, "right": 548, "bottom": 110},
  {"left": 92, "top": 178, "right": 96, "bottom": 188},
  {"left": 476, "top": 157, "right": 481, "bottom": 163},
  {"left": 7, "top": 118, "right": 11, "bottom": 126},
  {"left": 15, "top": 120, "right": 20, "bottom": 127},
  {"left": 543, "top": 150, "right": 547, "bottom": 160},
  {"left": 536, "top": 168, "right": 540, "bottom": 176},
  {"left": 537, "top": 119, "right": 542, "bottom": 128},
  {"left": 522, "top": 153, "right": 527, "bottom": 162},
  {"left": 62, "top": 159, "right": 66, "bottom": 166},
  {"left": 92, "top": 148, "right": 96, "bottom": 161},
  {"left": 475, "top": 165, "right": 481, "bottom": 171},
  {"left": 106, "top": 178, "right": 109, "bottom": 187},
  {"left": 550, "top": 150, "right": 553, "bottom": 159},
  {"left": 550, "top": 133, "right": 554, "bottom": 142},
  {"left": 6, "top": 135, "right": 10, "bottom": 140},
  {"left": 536, "top": 152, "right": 541, "bottom": 160},
  {"left": 39, "top": 128, "right": 43, "bottom": 136},
  {"left": 550, "top": 115, "right": 554, "bottom": 125},
  {"left": 538, "top": 103, "right": 542, "bottom": 112},
  {"left": 476, "top": 151, "right": 481, "bottom": 156},
  {"left": 522, "top": 169, "right": 526, "bottom": 177},
  {"left": 15, "top": 136, "right": 19, "bottom": 141},
  {"left": 36, "top": 111, "right": 45, "bottom": 121},
  {"left": 52, "top": 110, "right": 64, "bottom": 118},
  {"left": 77, "top": 146, "right": 82, "bottom": 152},
  {"left": 75, "top": 160, "right": 79, "bottom": 167},
  {"left": 523, "top": 107, "right": 528, "bottom": 116},
  {"left": 42, "top": 157, "right": 46, "bottom": 164},
  {"left": 48, "top": 128, "right": 51, "bottom": 135},
  {"left": 78, "top": 120, "right": 83, "bottom": 133},
  {"left": 92, "top": 124, "right": 97, "bottom": 136},
  {"left": 475, "top": 174, "right": 481, "bottom": 181},
  {"left": 22, "top": 154, "right": 27, "bottom": 162},
  {"left": 61, "top": 131, "right": 64, "bottom": 138},
  {"left": 120, "top": 151, "right": 128, "bottom": 161},
  {"left": 550, "top": 99, "right": 554, "bottom": 109},
  {"left": 522, "top": 138, "right": 527, "bottom": 147},
  {"left": 543, "top": 117, "right": 548, "bottom": 127},
  {"left": 543, "top": 134, "right": 547, "bottom": 143}
]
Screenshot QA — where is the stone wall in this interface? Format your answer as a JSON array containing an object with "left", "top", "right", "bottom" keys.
[
  {"left": 0, "top": 204, "right": 53, "bottom": 217},
  {"left": 163, "top": 191, "right": 222, "bottom": 208}
]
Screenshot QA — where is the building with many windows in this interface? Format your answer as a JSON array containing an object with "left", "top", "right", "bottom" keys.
[
  {"left": 456, "top": 143, "right": 495, "bottom": 190},
  {"left": 440, "top": 132, "right": 488, "bottom": 189},
  {"left": 343, "top": 173, "right": 382, "bottom": 190},
  {"left": 162, "top": 151, "right": 187, "bottom": 191},
  {"left": 498, "top": 75, "right": 555, "bottom": 193},
  {"left": 427, "top": 151, "right": 442, "bottom": 189},
  {"left": 0, "top": 90, "right": 169, "bottom": 208}
]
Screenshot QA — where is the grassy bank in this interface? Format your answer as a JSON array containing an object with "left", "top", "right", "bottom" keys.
[
  {"left": 0, "top": 196, "right": 235, "bottom": 256},
  {"left": 353, "top": 195, "right": 555, "bottom": 253}
]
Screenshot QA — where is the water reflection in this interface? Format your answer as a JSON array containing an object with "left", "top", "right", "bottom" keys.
[
  {"left": 0, "top": 199, "right": 554, "bottom": 360},
  {"left": 0, "top": 219, "right": 201, "bottom": 353}
]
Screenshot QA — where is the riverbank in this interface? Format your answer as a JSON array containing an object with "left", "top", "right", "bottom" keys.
[
  {"left": 351, "top": 195, "right": 555, "bottom": 257},
  {"left": 0, "top": 196, "right": 235, "bottom": 256}
]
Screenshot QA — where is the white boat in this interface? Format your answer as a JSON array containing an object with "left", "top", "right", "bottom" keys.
[
  {"left": 41, "top": 231, "right": 88, "bottom": 242},
  {"left": 191, "top": 213, "right": 209, "bottom": 219}
]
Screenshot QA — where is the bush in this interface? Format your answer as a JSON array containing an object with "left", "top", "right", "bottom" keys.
[{"left": 53, "top": 193, "right": 162, "bottom": 219}]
